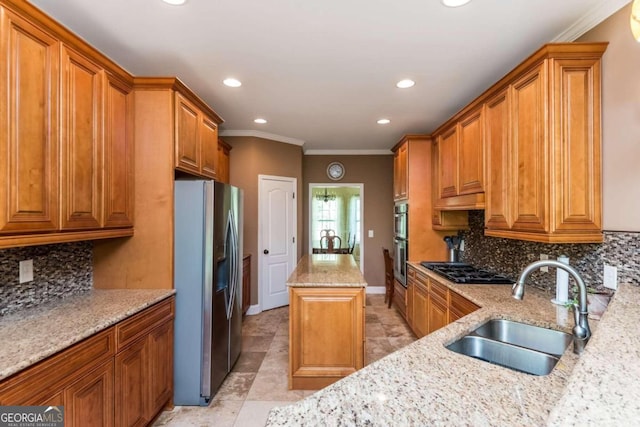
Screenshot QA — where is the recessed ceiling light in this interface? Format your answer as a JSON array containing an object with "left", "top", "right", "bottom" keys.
[
  {"left": 377, "top": 119, "right": 391, "bottom": 125},
  {"left": 441, "top": 0, "right": 471, "bottom": 7},
  {"left": 162, "top": 0, "right": 187, "bottom": 5},
  {"left": 223, "top": 78, "right": 242, "bottom": 88},
  {"left": 254, "top": 118, "right": 267, "bottom": 124},
  {"left": 396, "top": 79, "right": 415, "bottom": 89}
]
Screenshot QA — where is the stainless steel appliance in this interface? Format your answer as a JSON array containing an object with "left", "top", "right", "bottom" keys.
[
  {"left": 393, "top": 203, "right": 408, "bottom": 286},
  {"left": 420, "top": 262, "right": 514, "bottom": 284},
  {"left": 174, "top": 180, "right": 243, "bottom": 405}
]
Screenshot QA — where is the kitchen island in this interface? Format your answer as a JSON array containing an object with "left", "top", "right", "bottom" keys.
[
  {"left": 287, "top": 254, "right": 367, "bottom": 390},
  {"left": 268, "top": 262, "right": 640, "bottom": 425}
]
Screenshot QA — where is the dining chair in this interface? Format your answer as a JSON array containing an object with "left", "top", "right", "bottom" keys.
[{"left": 382, "top": 247, "right": 394, "bottom": 308}]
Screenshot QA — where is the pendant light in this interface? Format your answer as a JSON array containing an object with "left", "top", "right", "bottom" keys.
[
  {"left": 632, "top": 0, "right": 640, "bottom": 42},
  {"left": 315, "top": 188, "right": 336, "bottom": 203}
]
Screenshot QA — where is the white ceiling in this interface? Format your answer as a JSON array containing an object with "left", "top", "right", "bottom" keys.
[{"left": 30, "top": 0, "right": 629, "bottom": 153}]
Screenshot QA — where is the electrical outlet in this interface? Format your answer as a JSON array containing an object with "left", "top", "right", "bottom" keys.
[
  {"left": 368, "top": 230, "right": 374, "bottom": 238},
  {"left": 604, "top": 265, "right": 618, "bottom": 290},
  {"left": 19, "top": 259, "right": 34, "bottom": 283},
  {"left": 539, "top": 254, "right": 549, "bottom": 272}
]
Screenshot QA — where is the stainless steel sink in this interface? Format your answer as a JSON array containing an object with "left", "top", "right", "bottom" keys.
[
  {"left": 446, "top": 319, "right": 573, "bottom": 376},
  {"left": 446, "top": 336, "right": 561, "bottom": 376},
  {"left": 472, "top": 319, "right": 572, "bottom": 357}
]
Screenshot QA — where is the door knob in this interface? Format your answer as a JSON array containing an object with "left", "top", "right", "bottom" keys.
[{"left": 264, "top": 249, "right": 269, "bottom": 254}]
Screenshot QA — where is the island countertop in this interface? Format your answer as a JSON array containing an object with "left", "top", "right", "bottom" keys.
[
  {"left": 267, "top": 262, "right": 640, "bottom": 425},
  {"left": 286, "top": 254, "right": 367, "bottom": 288}
]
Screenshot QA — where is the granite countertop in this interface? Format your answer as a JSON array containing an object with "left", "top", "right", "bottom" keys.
[
  {"left": 0, "top": 288, "right": 175, "bottom": 381},
  {"left": 267, "top": 262, "right": 640, "bottom": 425},
  {"left": 287, "top": 254, "right": 367, "bottom": 288}
]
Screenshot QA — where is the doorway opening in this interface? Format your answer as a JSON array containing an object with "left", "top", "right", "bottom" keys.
[{"left": 308, "top": 183, "right": 364, "bottom": 273}]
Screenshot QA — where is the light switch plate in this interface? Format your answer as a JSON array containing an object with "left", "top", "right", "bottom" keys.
[
  {"left": 604, "top": 265, "right": 618, "bottom": 290},
  {"left": 19, "top": 259, "right": 34, "bottom": 283},
  {"left": 368, "top": 230, "right": 374, "bottom": 238}
]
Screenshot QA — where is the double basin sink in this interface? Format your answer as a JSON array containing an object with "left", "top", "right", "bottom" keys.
[{"left": 446, "top": 319, "right": 573, "bottom": 376}]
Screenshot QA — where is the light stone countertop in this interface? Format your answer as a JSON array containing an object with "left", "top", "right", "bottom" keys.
[
  {"left": 286, "top": 254, "right": 367, "bottom": 288},
  {"left": 0, "top": 288, "right": 175, "bottom": 381},
  {"left": 267, "top": 262, "right": 640, "bottom": 426}
]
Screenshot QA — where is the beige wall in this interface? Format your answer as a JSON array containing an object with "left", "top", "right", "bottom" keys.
[
  {"left": 303, "top": 155, "right": 394, "bottom": 286},
  {"left": 578, "top": 3, "right": 640, "bottom": 231},
  {"left": 226, "top": 137, "right": 304, "bottom": 306}
]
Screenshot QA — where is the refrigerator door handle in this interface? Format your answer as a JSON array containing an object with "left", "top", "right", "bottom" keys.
[{"left": 226, "top": 210, "right": 239, "bottom": 320}]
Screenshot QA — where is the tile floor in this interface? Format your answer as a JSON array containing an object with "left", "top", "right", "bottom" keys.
[{"left": 154, "top": 294, "right": 416, "bottom": 426}]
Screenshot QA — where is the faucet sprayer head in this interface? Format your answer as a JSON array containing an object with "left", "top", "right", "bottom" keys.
[{"left": 511, "top": 281, "right": 525, "bottom": 300}]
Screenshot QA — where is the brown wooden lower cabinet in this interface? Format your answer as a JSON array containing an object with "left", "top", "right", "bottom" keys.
[
  {"left": 392, "top": 279, "right": 407, "bottom": 319},
  {"left": 0, "top": 296, "right": 175, "bottom": 427},
  {"left": 289, "top": 286, "right": 365, "bottom": 390},
  {"left": 242, "top": 254, "right": 251, "bottom": 315},
  {"left": 405, "top": 265, "right": 480, "bottom": 338}
]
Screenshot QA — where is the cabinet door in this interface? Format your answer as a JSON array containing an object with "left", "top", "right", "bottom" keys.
[
  {"left": 551, "top": 58, "right": 602, "bottom": 235},
  {"left": 290, "top": 287, "right": 364, "bottom": 389},
  {"left": 392, "top": 279, "right": 407, "bottom": 320},
  {"left": 485, "top": 89, "right": 512, "bottom": 230},
  {"left": 200, "top": 115, "right": 218, "bottom": 178},
  {"left": 511, "top": 63, "right": 548, "bottom": 233},
  {"left": 437, "top": 125, "right": 459, "bottom": 199},
  {"left": 147, "top": 322, "right": 173, "bottom": 420},
  {"left": 412, "top": 278, "right": 428, "bottom": 338},
  {"left": 174, "top": 92, "right": 200, "bottom": 174},
  {"left": 242, "top": 255, "right": 251, "bottom": 314},
  {"left": 428, "top": 295, "right": 448, "bottom": 334},
  {"left": 393, "top": 143, "right": 408, "bottom": 201},
  {"left": 115, "top": 338, "right": 148, "bottom": 427},
  {"left": 0, "top": 9, "right": 59, "bottom": 233},
  {"left": 103, "top": 72, "right": 134, "bottom": 228},
  {"left": 458, "top": 108, "right": 484, "bottom": 195},
  {"left": 60, "top": 45, "right": 103, "bottom": 230},
  {"left": 64, "top": 360, "right": 114, "bottom": 427}
]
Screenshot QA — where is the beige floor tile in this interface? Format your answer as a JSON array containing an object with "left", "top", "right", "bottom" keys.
[
  {"left": 215, "top": 372, "right": 257, "bottom": 401},
  {"left": 233, "top": 401, "right": 290, "bottom": 427},
  {"left": 382, "top": 322, "right": 415, "bottom": 337},
  {"left": 246, "top": 370, "right": 304, "bottom": 401},
  {"left": 388, "top": 336, "right": 417, "bottom": 350},
  {"left": 242, "top": 336, "right": 274, "bottom": 352},
  {"left": 365, "top": 322, "right": 387, "bottom": 337},
  {"left": 274, "top": 322, "right": 289, "bottom": 336},
  {"left": 232, "top": 351, "right": 266, "bottom": 373},
  {"left": 259, "top": 350, "right": 288, "bottom": 372},
  {"left": 366, "top": 337, "right": 394, "bottom": 353},
  {"left": 267, "top": 335, "right": 288, "bottom": 353}
]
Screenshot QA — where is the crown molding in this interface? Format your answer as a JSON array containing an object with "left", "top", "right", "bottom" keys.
[
  {"left": 303, "top": 149, "right": 393, "bottom": 155},
  {"left": 552, "top": 0, "right": 631, "bottom": 41},
  {"left": 219, "top": 130, "right": 305, "bottom": 146}
]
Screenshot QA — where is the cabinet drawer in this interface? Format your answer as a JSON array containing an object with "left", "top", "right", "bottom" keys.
[
  {"left": 407, "top": 266, "right": 417, "bottom": 280},
  {"left": 0, "top": 327, "right": 115, "bottom": 405},
  {"left": 429, "top": 279, "right": 449, "bottom": 303},
  {"left": 116, "top": 298, "right": 175, "bottom": 351},
  {"left": 450, "top": 291, "right": 480, "bottom": 316}
]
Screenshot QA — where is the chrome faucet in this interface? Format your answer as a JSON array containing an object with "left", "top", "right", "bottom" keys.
[{"left": 512, "top": 260, "right": 591, "bottom": 354}]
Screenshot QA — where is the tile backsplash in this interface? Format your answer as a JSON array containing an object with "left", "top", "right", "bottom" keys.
[
  {"left": 461, "top": 211, "right": 640, "bottom": 295},
  {"left": 0, "top": 242, "right": 92, "bottom": 316}
]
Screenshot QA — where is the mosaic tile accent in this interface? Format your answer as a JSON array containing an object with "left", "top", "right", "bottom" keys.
[
  {"left": 0, "top": 242, "right": 92, "bottom": 316},
  {"left": 461, "top": 211, "right": 640, "bottom": 294}
]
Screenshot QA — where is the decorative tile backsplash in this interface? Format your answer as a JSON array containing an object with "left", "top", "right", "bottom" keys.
[
  {"left": 0, "top": 242, "right": 92, "bottom": 316},
  {"left": 461, "top": 211, "right": 640, "bottom": 295}
]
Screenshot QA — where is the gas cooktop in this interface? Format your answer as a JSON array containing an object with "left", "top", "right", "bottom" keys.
[{"left": 420, "top": 262, "right": 514, "bottom": 285}]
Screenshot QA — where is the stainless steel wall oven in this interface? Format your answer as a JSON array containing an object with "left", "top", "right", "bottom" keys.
[{"left": 393, "top": 203, "right": 408, "bottom": 286}]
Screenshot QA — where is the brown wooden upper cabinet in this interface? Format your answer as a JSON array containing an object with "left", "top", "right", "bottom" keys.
[
  {"left": 434, "top": 107, "right": 485, "bottom": 210},
  {"left": 484, "top": 44, "right": 606, "bottom": 243},
  {"left": 0, "top": 2, "right": 135, "bottom": 248},
  {"left": 393, "top": 142, "right": 408, "bottom": 201},
  {"left": 174, "top": 91, "right": 221, "bottom": 179},
  {"left": 217, "top": 138, "right": 232, "bottom": 184},
  {"left": 431, "top": 42, "right": 607, "bottom": 243}
]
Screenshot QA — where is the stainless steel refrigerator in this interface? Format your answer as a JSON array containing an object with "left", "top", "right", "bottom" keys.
[{"left": 173, "top": 180, "right": 243, "bottom": 406}]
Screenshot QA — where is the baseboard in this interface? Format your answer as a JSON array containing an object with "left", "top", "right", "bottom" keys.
[
  {"left": 366, "top": 286, "right": 385, "bottom": 294},
  {"left": 245, "top": 304, "right": 262, "bottom": 316}
]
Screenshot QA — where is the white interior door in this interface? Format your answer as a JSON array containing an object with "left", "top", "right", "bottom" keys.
[{"left": 259, "top": 175, "right": 297, "bottom": 310}]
